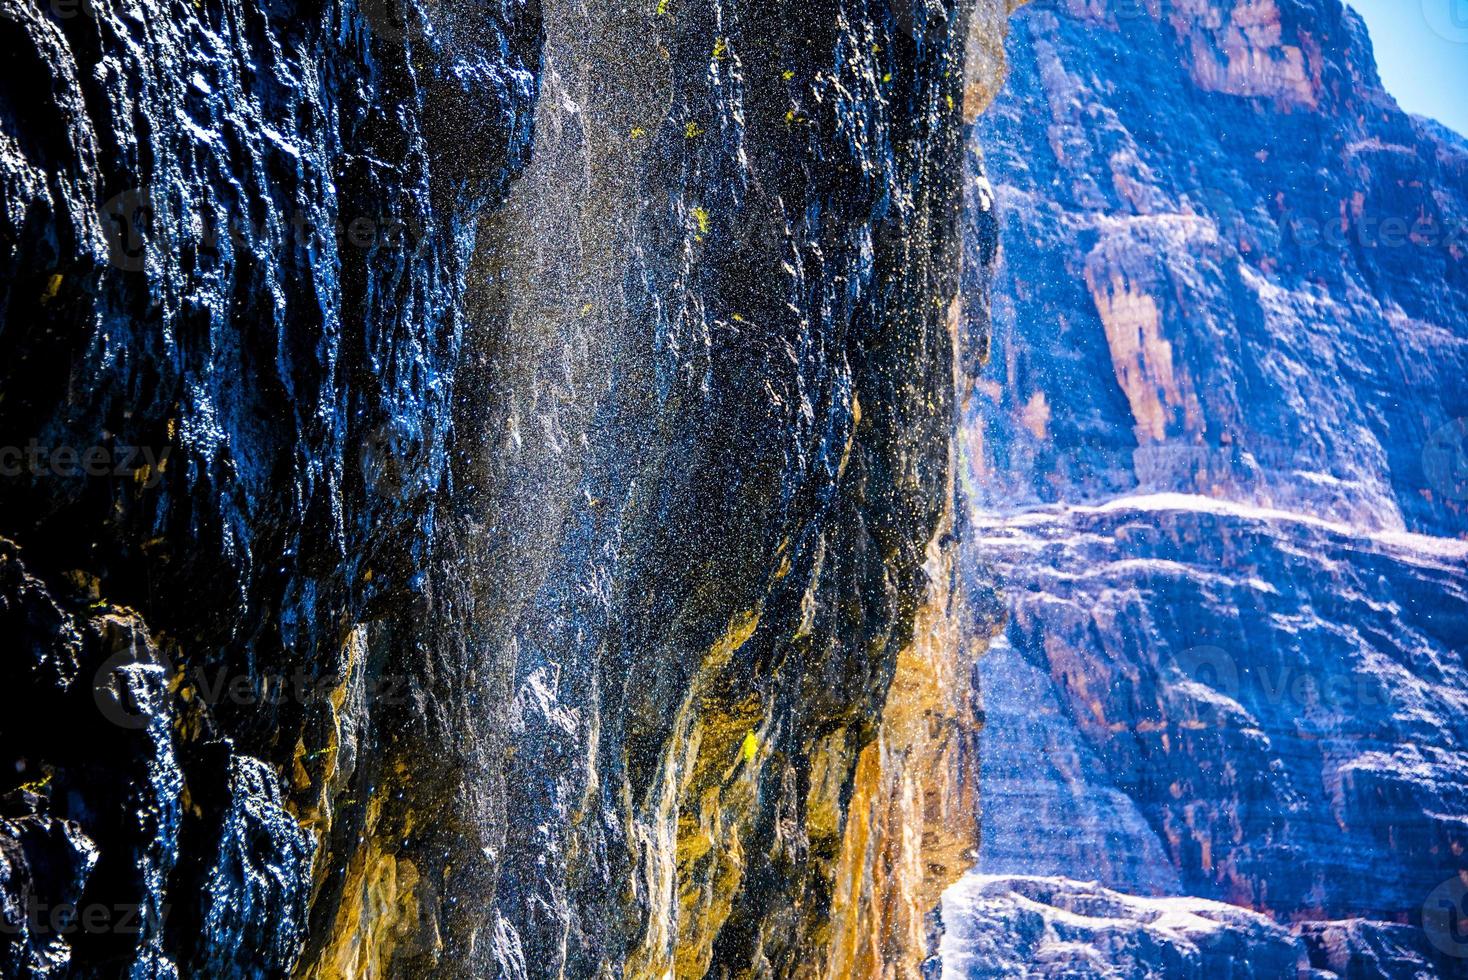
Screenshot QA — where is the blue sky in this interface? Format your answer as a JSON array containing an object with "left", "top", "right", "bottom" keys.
[{"left": 1347, "top": 0, "right": 1468, "bottom": 137}]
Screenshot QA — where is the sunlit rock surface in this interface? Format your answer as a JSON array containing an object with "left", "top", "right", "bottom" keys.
[
  {"left": 945, "top": 0, "right": 1468, "bottom": 976},
  {"left": 941, "top": 873, "right": 1449, "bottom": 978},
  {"left": 940, "top": 874, "right": 1313, "bottom": 978},
  {"left": 0, "top": 0, "right": 1018, "bottom": 973},
  {"left": 970, "top": 0, "right": 1467, "bottom": 535},
  {"left": 970, "top": 497, "right": 1468, "bottom": 913}
]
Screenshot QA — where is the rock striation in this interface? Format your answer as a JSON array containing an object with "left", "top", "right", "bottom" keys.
[
  {"left": 948, "top": 0, "right": 1468, "bottom": 976},
  {"left": 0, "top": 0, "right": 1021, "bottom": 976},
  {"left": 970, "top": 0, "right": 1467, "bottom": 533},
  {"left": 968, "top": 498, "right": 1468, "bottom": 926},
  {"left": 940, "top": 874, "right": 1317, "bottom": 978},
  {"left": 941, "top": 873, "right": 1449, "bottom": 978}
]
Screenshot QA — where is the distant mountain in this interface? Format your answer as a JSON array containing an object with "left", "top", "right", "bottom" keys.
[
  {"left": 968, "top": 0, "right": 1467, "bottom": 537},
  {"left": 947, "top": 0, "right": 1468, "bottom": 975}
]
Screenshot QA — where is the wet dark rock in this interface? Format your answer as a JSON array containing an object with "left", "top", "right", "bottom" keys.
[
  {"left": 0, "top": 807, "right": 99, "bottom": 977},
  {"left": 0, "top": 0, "right": 1010, "bottom": 971},
  {"left": 180, "top": 749, "right": 315, "bottom": 978},
  {"left": 0, "top": 539, "right": 83, "bottom": 709}
]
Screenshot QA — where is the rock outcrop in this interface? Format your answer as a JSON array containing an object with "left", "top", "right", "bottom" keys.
[
  {"left": 969, "top": 497, "right": 1468, "bottom": 922},
  {"left": 941, "top": 874, "right": 1449, "bottom": 979},
  {"left": 0, "top": 0, "right": 1022, "bottom": 974},
  {"left": 940, "top": 874, "right": 1316, "bottom": 978},
  {"left": 970, "top": 0, "right": 1467, "bottom": 533},
  {"left": 948, "top": 0, "right": 1468, "bottom": 975}
]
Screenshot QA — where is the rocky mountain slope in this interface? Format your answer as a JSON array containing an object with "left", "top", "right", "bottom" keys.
[
  {"left": 949, "top": 0, "right": 1468, "bottom": 976},
  {"left": 0, "top": 0, "right": 1021, "bottom": 975}
]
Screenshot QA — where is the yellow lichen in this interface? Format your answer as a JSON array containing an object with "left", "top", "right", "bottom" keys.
[{"left": 690, "top": 206, "right": 711, "bottom": 237}]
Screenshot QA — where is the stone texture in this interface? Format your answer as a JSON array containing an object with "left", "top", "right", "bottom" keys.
[
  {"left": 940, "top": 875, "right": 1449, "bottom": 979},
  {"left": 968, "top": 0, "right": 1468, "bottom": 537},
  {"left": 970, "top": 497, "right": 1468, "bottom": 920},
  {"left": 0, "top": 0, "right": 1017, "bottom": 975},
  {"left": 940, "top": 874, "right": 1311, "bottom": 978}
]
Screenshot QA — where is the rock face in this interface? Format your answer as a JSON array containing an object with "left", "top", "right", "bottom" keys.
[
  {"left": 948, "top": 0, "right": 1468, "bottom": 976},
  {"left": 970, "top": 0, "right": 1467, "bottom": 532},
  {"left": 970, "top": 498, "right": 1468, "bottom": 920},
  {"left": 940, "top": 874, "right": 1317, "bottom": 978},
  {"left": 941, "top": 874, "right": 1449, "bottom": 979},
  {"left": 0, "top": 0, "right": 1019, "bottom": 976}
]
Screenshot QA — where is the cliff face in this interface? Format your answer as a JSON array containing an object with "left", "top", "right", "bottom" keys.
[
  {"left": 971, "top": 0, "right": 1467, "bottom": 532},
  {"left": 0, "top": 0, "right": 1016, "bottom": 976},
  {"left": 970, "top": 500, "right": 1468, "bottom": 918},
  {"left": 949, "top": 0, "right": 1468, "bottom": 976},
  {"left": 0, "top": 0, "right": 540, "bottom": 973}
]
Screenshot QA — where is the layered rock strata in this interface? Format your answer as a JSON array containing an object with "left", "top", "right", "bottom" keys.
[{"left": 947, "top": 0, "right": 1468, "bottom": 975}]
